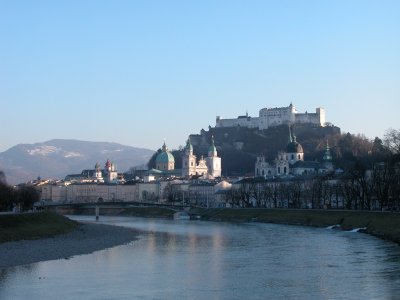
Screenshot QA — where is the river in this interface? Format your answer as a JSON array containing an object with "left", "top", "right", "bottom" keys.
[{"left": 1, "top": 216, "right": 400, "bottom": 299}]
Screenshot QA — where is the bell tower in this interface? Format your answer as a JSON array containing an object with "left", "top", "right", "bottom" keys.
[
  {"left": 182, "top": 137, "right": 197, "bottom": 177},
  {"left": 206, "top": 136, "right": 221, "bottom": 177}
]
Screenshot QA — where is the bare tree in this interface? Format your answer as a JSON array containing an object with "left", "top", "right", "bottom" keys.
[
  {"left": 0, "top": 171, "right": 6, "bottom": 185},
  {"left": 17, "top": 185, "right": 40, "bottom": 211},
  {"left": 384, "top": 128, "right": 400, "bottom": 155}
]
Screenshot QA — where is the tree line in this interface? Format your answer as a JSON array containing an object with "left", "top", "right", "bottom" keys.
[
  {"left": 224, "top": 128, "right": 400, "bottom": 211},
  {"left": 0, "top": 171, "right": 40, "bottom": 212}
]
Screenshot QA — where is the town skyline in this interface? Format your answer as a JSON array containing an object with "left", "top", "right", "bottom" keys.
[{"left": 1, "top": 1, "right": 399, "bottom": 152}]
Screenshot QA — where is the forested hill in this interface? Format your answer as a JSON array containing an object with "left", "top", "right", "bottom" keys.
[
  {"left": 147, "top": 123, "right": 391, "bottom": 177},
  {"left": 191, "top": 124, "right": 341, "bottom": 176},
  {"left": 148, "top": 124, "right": 339, "bottom": 176}
]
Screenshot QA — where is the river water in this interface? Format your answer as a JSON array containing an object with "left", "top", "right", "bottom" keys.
[{"left": 1, "top": 216, "right": 400, "bottom": 300}]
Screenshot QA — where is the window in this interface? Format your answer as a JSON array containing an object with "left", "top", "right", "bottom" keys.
[
  {"left": 298, "top": 154, "right": 301, "bottom": 159},
  {"left": 291, "top": 154, "right": 294, "bottom": 160},
  {"left": 278, "top": 167, "right": 281, "bottom": 174},
  {"left": 284, "top": 167, "right": 287, "bottom": 174}
]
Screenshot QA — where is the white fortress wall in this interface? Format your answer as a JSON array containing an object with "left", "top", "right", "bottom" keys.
[
  {"left": 259, "top": 106, "right": 296, "bottom": 129},
  {"left": 295, "top": 108, "right": 325, "bottom": 126},
  {"left": 216, "top": 104, "right": 326, "bottom": 129},
  {"left": 295, "top": 113, "right": 318, "bottom": 124},
  {"left": 216, "top": 116, "right": 259, "bottom": 128}
]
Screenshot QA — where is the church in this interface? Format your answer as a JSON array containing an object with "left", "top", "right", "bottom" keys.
[
  {"left": 255, "top": 128, "right": 333, "bottom": 177},
  {"left": 65, "top": 159, "right": 120, "bottom": 183},
  {"left": 149, "top": 137, "right": 222, "bottom": 180},
  {"left": 182, "top": 136, "right": 221, "bottom": 178}
]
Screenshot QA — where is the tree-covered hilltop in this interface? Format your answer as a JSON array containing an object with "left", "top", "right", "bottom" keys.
[{"left": 146, "top": 124, "right": 393, "bottom": 176}]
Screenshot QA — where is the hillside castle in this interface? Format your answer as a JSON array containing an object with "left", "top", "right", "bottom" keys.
[{"left": 216, "top": 103, "right": 325, "bottom": 129}]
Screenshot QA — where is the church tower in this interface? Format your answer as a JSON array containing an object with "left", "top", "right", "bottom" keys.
[
  {"left": 205, "top": 136, "right": 222, "bottom": 177},
  {"left": 322, "top": 141, "right": 333, "bottom": 171},
  {"left": 286, "top": 126, "right": 304, "bottom": 165},
  {"left": 105, "top": 159, "right": 118, "bottom": 182},
  {"left": 94, "top": 162, "right": 104, "bottom": 182},
  {"left": 182, "top": 138, "right": 197, "bottom": 177}
]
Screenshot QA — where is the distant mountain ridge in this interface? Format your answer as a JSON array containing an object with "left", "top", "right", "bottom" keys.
[{"left": 0, "top": 139, "right": 155, "bottom": 184}]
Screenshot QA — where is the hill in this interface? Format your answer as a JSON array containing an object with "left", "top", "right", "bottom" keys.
[
  {"left": 148, "top": 124, "right": 341, "bottom": 176},
  {"left": 0, "top": 139, "right": 154, "bottom": 184}
]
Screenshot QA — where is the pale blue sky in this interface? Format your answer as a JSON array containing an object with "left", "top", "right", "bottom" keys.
[{"left": 1, "top": 0, "right": 399, "bottom": 152}]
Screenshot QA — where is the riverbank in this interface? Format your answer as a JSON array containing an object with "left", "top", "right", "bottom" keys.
[
  {"left": 0, "top": 211, "right": 79, "bottom": 243},
  {"left": 188, "top": 208, "right": 400, "bottom": 245},
  {"left": 49, "top": 206, "right": 400, "bottom": 245},
  {"left": 0, "top": 212, "right": 141, "bottom": 268}
]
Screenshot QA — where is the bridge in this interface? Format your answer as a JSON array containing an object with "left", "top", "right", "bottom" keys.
[{"left": 39, "top": 200, "right": 196, "bottom": 217}]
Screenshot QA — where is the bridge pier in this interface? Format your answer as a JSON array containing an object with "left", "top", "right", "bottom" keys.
[{"left": 95, "top": 206, "right": 99, "bottom": 221}]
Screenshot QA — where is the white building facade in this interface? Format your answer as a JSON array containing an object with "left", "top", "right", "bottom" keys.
[
  {"left": 216, "top": 103, "right": 325, "bottom": 130},
  {"left": 182, "top": 137, "right": 222, "bottom": 178}
]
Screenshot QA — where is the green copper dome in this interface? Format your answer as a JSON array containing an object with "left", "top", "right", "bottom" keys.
[
  {"left": 156, "top": 141, "right": 175, "bottom": 164},
  {"left": 156, "top": 151, "right": 175, "bottom": 164}
]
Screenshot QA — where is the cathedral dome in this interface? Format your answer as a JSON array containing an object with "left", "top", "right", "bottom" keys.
[
  {"left": 156, "top": 141, "right": 175, "bottom": 164},
  {"left": 156, "top": 151, "right": 175, "bottom": 164}
]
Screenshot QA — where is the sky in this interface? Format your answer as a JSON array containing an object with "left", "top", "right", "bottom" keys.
[{"left": 0, "top": 0, "right": 399, "bottom": 152}]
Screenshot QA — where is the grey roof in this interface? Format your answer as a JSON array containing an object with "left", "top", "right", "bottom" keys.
[{"left": 291, "top": 161, "right": 321, "bottom": 169}]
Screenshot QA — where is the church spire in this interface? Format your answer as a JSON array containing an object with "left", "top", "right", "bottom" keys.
[
  {"left": 288, "top": 125, "right": 293, "bottom": 144},
  {"left": 185, "top": 136, "right": 193, "bottom": 155},
  {"left": 208, "top": 135, "right": 217, "bottom": 157},
  {"left": 323, "top": 140, "right": 332, "bottom": 162},
  {"left": 162, "top": 140, "right": 167, "bottom": 152}
]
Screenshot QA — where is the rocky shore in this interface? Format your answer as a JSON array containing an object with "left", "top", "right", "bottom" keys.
[{"left": 0, "top": 222, "right": 141, "bottom": 268}]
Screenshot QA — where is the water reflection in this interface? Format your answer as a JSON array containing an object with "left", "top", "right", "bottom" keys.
[{"left": 0, "top": 216, "right": 399, "bottom": 300}]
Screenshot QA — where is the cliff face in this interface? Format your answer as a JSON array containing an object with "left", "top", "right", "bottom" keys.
[{"left": 188, "top": 124, "right": 341, "bottom": 176}]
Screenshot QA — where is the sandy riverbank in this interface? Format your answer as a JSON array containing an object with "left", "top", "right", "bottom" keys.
[{"left": 0, "top": 222, "right": 141, "bottom": 268}]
